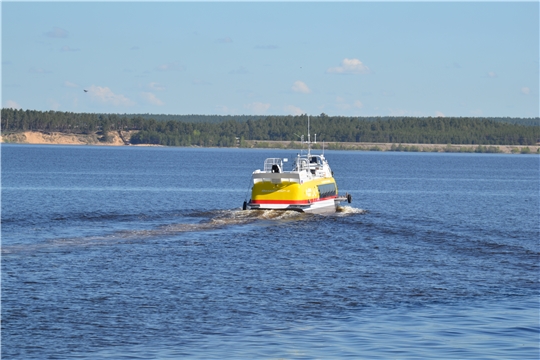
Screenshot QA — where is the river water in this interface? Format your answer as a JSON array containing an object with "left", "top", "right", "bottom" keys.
[{"left": 2, "top": 144, "right": 539, "bottom": 359}]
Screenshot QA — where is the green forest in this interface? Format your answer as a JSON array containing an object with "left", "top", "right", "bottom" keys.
[{"left": 2, "top": 108, "right": 539, "bottom": 147}]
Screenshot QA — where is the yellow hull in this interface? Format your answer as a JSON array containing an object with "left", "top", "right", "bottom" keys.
[{"left": 250, "top": 177, "right": 338, "bottom": 208}]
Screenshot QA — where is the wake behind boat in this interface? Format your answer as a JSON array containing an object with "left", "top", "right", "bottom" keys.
[{"left": 243, "top": 117, "right": 351, "bottom": 214}]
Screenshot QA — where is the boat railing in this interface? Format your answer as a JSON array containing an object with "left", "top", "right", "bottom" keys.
[
  {"left": 264, "top": 158, "right": 284, "bottom": 173},
  {"left": 293, "top": 158, "right": 309, "bottom": 172}
]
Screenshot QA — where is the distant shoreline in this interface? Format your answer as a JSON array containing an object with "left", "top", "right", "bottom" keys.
[{"left": 1, "top": 131, "right": 538, "bottom": 154}]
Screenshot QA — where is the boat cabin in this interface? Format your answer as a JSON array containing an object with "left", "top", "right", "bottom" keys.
[{"left": 255, "top": 154, "right": 332, "bottom": 180}]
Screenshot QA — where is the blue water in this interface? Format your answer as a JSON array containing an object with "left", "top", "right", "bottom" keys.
[{"left": 2, "top": 144, "right": 539, "bottom": 359}]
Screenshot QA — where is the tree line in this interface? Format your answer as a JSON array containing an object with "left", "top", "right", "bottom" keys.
[{"left": 2, "top": 108, "right": 539, "bottom": 146}]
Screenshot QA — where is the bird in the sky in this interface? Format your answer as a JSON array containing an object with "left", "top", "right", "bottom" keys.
[{"left": 84, "top": 89, "right": 88, "bottom": 92}]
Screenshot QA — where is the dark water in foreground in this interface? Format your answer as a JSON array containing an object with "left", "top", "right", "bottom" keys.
[{"left": 2, "top": 144, "right": 539, "bottom": 359}]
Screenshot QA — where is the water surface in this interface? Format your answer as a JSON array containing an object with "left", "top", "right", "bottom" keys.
[{"left": 2, "top": 145, "right": 539, "bottom": 359}]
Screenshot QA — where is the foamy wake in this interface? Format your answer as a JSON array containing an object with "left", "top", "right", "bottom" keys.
[
  {"left": 335, "top": 205, "right": 367, "bottom": 215},
  {"left": 3, "top": 208, "right": 358, "bottom": 254},
  {"left": 107, "top": 210, "right": 303, "bottom": 240},
  {"left": 211, "top": 208, "right": 305, "bottom": 224}
]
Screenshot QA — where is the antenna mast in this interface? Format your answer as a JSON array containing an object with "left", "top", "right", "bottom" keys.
[{"left": 307, "top": 115, "right": 313, "bottom": 157}]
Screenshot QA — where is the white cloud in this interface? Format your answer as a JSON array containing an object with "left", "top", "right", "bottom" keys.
[
  {"left": 156, "top": 62, "right": 184, "bottom": 71},
  {"left": 435, "top": 111, "right": 445, "bottom": 117},
  {"left": 284, "top": 105, "right": 304, "bottom": 116},
  {"left": 327, "top": 58, "right": 370, "bottom": 74},
  {"left": 4, "top": 100, "right": 21, "bottom": 109},
  {"left": 353, "top": 100, "right": 363, "bottom": 109},
  {"left": 141, "top": 92, "right": 164, "bottom": 106},
  {"left": 148, "top": 82, "right": 165, "bottom": 91},
  {"left": 292, "top": 81, "right": 311, "bottom": 94},
  {"left": 521, "top": 87, "right": 531, "bottom": 95},
  {"left": 244, "top": 102, "right": 271, "bottom": 113},
  {"left": 64, "top": 81, "right": 79, "bottom": 88},
  {"left": 487, "top": 71, "right": 497, "bottom": 78},
  {"left": 44, "top": 27, "right": 68, "bottom": 38},
  {"left": 87, "top": 85, "right": 135, "bottom": 107}
]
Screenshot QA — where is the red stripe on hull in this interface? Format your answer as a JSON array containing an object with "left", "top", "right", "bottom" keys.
[{"left": 250, "top": 196, "right": 337, "bottom": 205}]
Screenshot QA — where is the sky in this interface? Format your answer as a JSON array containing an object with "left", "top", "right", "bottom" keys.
[{"left": 2, "top": 1, "right": 539, "bottom": 118}]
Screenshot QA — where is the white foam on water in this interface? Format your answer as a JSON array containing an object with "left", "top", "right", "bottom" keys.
[
  {"left": 335, "top": 205, "right": 367, "bottom": 215},
  {"left": 211, "top": 208, "right": 306, "bottom": 223}
]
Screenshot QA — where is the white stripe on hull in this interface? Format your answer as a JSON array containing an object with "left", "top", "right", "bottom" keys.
[{"left": 248, "top": 198, "right": 337, "bottom": 214}]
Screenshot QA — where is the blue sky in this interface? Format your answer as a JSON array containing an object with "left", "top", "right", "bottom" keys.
[{"left": 2, "top": 1, "right": 539, "bottom": 117}]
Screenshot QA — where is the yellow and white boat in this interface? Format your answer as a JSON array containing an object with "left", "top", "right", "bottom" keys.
[{"left": 243, "top": 119, "right": 351, "bottom": 214}]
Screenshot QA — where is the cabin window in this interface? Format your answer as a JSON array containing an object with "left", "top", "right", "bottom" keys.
[{"left": 317, "top": 183, "right": 337, "bottom": 199}]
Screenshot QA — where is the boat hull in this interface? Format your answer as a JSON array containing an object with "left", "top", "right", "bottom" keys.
[
  {"left": 247, "top": 176, "right": 341, "bottom": 214},
  {"left": 247, "top": 198, "right": 338, "bottom": 214}
]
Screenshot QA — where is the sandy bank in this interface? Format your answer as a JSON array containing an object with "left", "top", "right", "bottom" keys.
[{"left": 1, "top": 131, "right": 137, "bottom": 146}]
